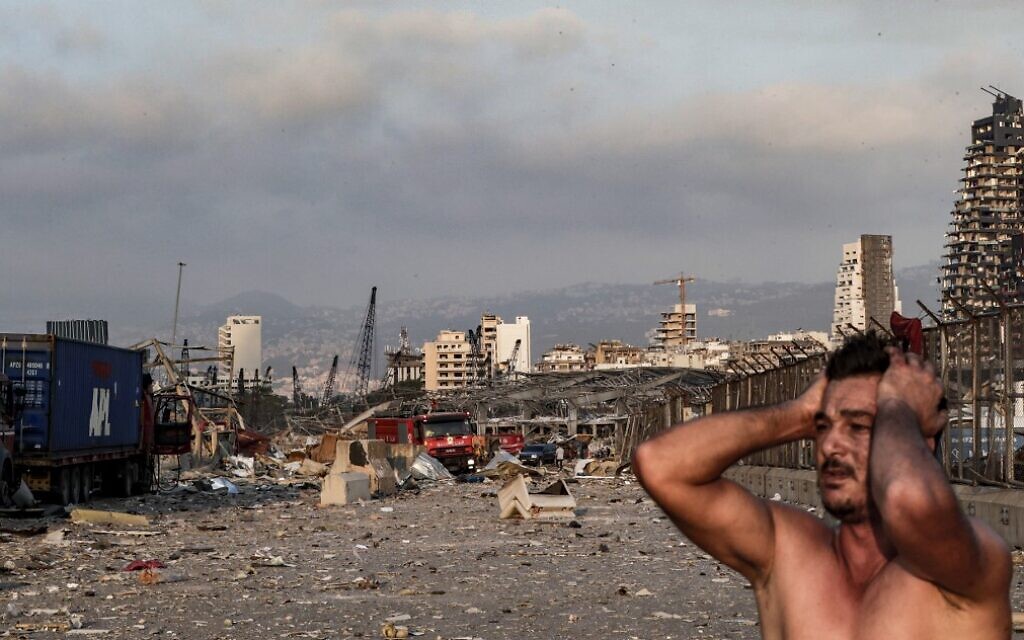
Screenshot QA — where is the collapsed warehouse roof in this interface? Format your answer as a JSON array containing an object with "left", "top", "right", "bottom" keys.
[
  {"left": 422, "top": 368, "right": 726, "bottom": 457},
  {"left": 434, "top": 367, "right": 724, "bottom": 412}
]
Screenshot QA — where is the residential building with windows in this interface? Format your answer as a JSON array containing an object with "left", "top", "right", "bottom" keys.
[
  {"left": 831, "top": 236, "right": 901, "bottom": 343},
  {"left": 217, "top": 315, "right": 262, "bottom": 390},
  {"left": 653, "top": 304, "right": 697, "bottom": 347},
  {"left": 423, "top": 330, "right": 488, "bottom": 391},
  {"left": 537, "top": 344, "right": 589, "bottom": 373}
]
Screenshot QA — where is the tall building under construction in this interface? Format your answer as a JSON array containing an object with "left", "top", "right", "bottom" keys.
[
  {"left": 831, "top": 235, "right": 901, "bottom": 342},
  {"left": 942, "top": 89, "right": 1024, "bottom": 315}
]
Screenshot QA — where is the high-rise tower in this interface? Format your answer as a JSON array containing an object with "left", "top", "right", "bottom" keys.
[
  {"left": 831, "top": 235, "right": 901, "bottom": 343},
  {"left": 942, "top": 89, "right": 1024, "bottom": 316}
]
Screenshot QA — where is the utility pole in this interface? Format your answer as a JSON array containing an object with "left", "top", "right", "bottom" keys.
[{"left": 171, "top": 262, "right": 186, "bottom": 347}]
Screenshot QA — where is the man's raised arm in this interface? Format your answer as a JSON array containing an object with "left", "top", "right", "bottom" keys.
[
  {"left": 870, "top": 349, "right": 1011, "bottom": 601},
  {"left": 633, "top": 376, "right": 825, "bottom": 584}
]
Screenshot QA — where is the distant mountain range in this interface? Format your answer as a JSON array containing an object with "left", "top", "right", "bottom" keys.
[{"left": 107, "top": 262, "right": 940, "bottom": 392}]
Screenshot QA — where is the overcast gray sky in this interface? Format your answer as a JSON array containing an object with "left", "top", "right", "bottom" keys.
[{"left": 2, "top": 1, "right": 1022, "bottom": 323}]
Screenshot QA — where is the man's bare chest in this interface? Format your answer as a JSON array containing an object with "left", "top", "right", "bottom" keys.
[{"left": 758, "top": 559, "right": 974, "bottom": 639}]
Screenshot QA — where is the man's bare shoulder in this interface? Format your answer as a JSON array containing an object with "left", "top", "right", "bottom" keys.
[
  {"left": 764, "top": 501, "right": 837, "bottom": 573},
  {"left": 766, "top": 500, "right": 834, "bottom": 542}
]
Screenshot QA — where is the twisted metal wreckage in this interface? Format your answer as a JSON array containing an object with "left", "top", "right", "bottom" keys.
[
  {"left": 130, "top": 338, "right": 253, "bottom": 462},
  {"left": 422, "top": 339, "right": 829, "bottom": 465},
  {"left": 128, "top": 334, "right": 833, "bottom": 473}
]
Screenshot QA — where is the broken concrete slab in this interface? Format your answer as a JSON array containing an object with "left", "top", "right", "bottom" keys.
[
  {"left": 387, "top": 443, "right": 424, "bottom": 475},
  {"left": 358, "top": 439, "right": 391, "bottom": 462},
  {"left": 69, "top": 509, "right": 151, "bottom": 527},
  {"left": 497, "top": 475, "right": 576, "bottom": 520},
  {"left": 575, "top": 459, "right": 619, "bottom": 477},
  {"left": 363, "top": 459, "right": 397, "bottom": 497},
  {"left": 297, "top": 459, "right": 329, "bottom": 477},
  {"left": 480, "top": 455, "right": 544, "bottom": 480},
  {"left": 330, "top": 439, "right": 397, "bottom": 495},
  {"left": 309, "top": 432, "right": 341, "bottom": 464},
  {"left": 319, "top": 471, "right": 371, "bottom": 506}
]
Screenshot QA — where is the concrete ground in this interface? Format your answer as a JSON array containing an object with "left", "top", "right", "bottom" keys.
[{"left": 1, "top": 472, "right": 1023, "bottom": 639}]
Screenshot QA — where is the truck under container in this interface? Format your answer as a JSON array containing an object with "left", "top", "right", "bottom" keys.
[{"left": 0, "top": 334, "right": 146, "bottom": 500}]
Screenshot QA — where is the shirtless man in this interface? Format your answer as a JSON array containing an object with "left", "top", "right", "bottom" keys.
[{"left": 633, "top": 333, "right": 1011, "bottom": 639}]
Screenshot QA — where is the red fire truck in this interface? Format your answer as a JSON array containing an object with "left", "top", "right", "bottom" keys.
[{"left": 369, "top": 411, "right": 478, "bottom": 474}]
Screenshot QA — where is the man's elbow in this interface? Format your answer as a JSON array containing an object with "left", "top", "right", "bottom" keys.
[
  {"left": 878, "top": 476, "right": 959, "bottom": 527},
  {"left": 632, "top": 440, "right": 666, "bottom": 489}
]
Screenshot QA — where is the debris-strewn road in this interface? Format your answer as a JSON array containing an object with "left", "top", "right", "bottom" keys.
[{"left": 3, "top": 476, "right": 1024, "bottom": 639}]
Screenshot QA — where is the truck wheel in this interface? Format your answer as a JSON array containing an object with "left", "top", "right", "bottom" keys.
[
  {"left": 80, "top": 465, "right": 93, "bottom": 503},
  {"left": 58, "top": 468, "right": 73, "bottom": 506},
  {"left": 118, "top": 461, "right": 134, "bottom": 497},
  {"left": 0, "top": 462, "right": 12, "bottom": 507},
  {"left": 70, "top": 466, "right": 82, "bottom": 505}
]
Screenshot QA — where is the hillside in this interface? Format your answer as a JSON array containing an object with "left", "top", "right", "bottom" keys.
[{"left": 111, "top": 262, "right": 938, "bottom": 392}]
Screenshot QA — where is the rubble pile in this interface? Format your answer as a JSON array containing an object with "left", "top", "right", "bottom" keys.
[{"left": 5, "top": 443, "right": 1024, "bottom": 640}]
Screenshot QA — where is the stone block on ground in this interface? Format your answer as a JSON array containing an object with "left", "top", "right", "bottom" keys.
[{"left": 320, "top": 471, "right": 371, "bottom": 506}]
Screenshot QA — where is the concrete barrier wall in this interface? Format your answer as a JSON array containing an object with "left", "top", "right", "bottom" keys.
[{"left": 725, "top": 465, "right": 1024, "bottom": 548}]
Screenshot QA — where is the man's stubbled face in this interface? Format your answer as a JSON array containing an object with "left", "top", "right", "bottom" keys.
[{"left": 814, "top": 374, "right": 880, "bottom": 523}]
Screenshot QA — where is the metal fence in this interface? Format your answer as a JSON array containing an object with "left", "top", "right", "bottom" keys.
[
  {"left": 921, "top": 302, "right": 1024, "bottom": 487},
  {"left": 713, "top": 355, "right": 825, "bottom": 470},
  {"left": 657, "top": 302, "right": 1024, "bottom": 488},
  {"left": 621, "top": 354, "right": 825, "bottom": 465}
]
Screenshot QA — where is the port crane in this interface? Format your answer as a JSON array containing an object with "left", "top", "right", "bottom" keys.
[
  {"left": 653, "top": 272, "right": 697, "bottom": 345},
  {"left": 345, "top": 286, "right": 378, "bottom": 402},
  {"left": 292, "top": 366, "right": 302, "bottom": 407},
  {"left": 320, "top": 355, "right": 339, "bottom": 406},
  {"left": 504, "top": 338, "right": 522, "bottom": 379}
]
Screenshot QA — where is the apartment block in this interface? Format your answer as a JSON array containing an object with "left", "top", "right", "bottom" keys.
[
  {"left": 653, "top": 304, "right": 697, "bottom": 347},
  {"left": 831, "top": 236, "right": 901, "bottom": 342},
  {"left": 217, "top": 315, "right": 262, "bottom": 389},
  {"left": 537, "top": 344, "right": 590, "bottom": 373},
  {"left": 423, "top": 330, "right": 488, "bottom": 391}
]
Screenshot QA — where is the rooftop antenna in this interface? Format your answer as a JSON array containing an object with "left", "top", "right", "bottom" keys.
[{"left": 980, "top": 86, "right": 1000, "bottom": 99}]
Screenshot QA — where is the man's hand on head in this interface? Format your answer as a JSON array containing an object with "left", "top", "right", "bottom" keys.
[
  {"left": 787, "top": 371, "right": 827, "bottom": 439},
  {"left": 877, "top": 347, "right": 947, "bottom": 438}
]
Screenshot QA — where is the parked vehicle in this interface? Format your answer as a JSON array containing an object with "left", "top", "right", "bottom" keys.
[
  {"left": 0, "top": 334, "right": 193, "bottom": 504},
  {"left": 492, "top": 432, "right": 525, "bottom": 455},
  {"left": 0, "top": 373, "right": 23, "bottom": 503},
  {"left": 369, "top": 411, "right": 478, "bottom": 473},
  {"left": 520, "top": 443, "right": 557, "bottom": 466}
]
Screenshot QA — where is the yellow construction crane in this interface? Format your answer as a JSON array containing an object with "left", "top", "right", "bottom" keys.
[{"left": 653, "top": 273, "right": 697, "bottom": 345}]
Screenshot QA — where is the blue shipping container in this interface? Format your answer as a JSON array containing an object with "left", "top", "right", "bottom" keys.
[{"left": 0, "top": 334, "right": 142, "bottom": 457}]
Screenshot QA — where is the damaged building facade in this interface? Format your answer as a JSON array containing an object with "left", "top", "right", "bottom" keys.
[{"left": 942, "top": 89, "right": 1024, "bottom": 316}]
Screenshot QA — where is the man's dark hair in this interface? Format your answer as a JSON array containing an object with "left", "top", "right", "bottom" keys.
[
  {"left": 825, "top": 331, "right": 945, "bottom": 458},
  {"left": 825, "top": 331, "right": 894, "bottom": 381}
]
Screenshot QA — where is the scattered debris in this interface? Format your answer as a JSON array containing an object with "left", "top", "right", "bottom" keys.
[
  {"left": 480, "top": 452, "right": 543, "bottom": 480},
  {"left": 574, "top": 459, "right": 619, "bottom": 477},
  {"left": 497, "top": 475, "right": 576, "bottom": 520},
  {"left": 210, "top": 478, "right": 239, "bottom": 494},
  {"left": 409, "top": 453, "right": 453, "bottom": 482},
  {"left": 11, "top": 480, "right": 35, "bottom": 509},
  {"left": 122, "top": 560, "right": 166, "bottom": 572}
]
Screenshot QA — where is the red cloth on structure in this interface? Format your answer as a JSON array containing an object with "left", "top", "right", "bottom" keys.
[{"left": 890, "top": 311, "right": 923, "bottom": 355}]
